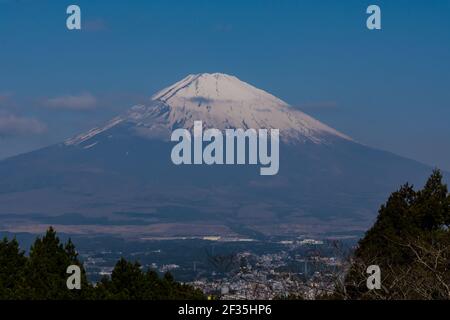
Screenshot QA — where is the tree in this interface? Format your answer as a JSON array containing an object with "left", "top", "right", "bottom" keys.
[
  {"left": 0, "top": 237, "right": 27, "bottom": 299},
  {"left": 344, "top": 170, "right": 450, "bottom": 299},
  {"left": 0, "top": 228, "right": 205, "bottom": 300},
  {"left": 96, "top": 258, "right": 146, "bottom": 299},
  {"left": 95, "top": 259, "right": 205, "bottom": 300},
  {"left": 21, "top": 227, "right": 91, "bottom": 299}
]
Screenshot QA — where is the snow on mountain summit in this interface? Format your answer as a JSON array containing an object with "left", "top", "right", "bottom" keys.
[
  {"left": 152, "top": 73, "right": 287, "bottom": 107},
  {"left": 66, "top": 73, "right": 351, "bottom": 146}
]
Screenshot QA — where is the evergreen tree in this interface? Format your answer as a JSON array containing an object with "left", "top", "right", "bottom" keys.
[
  {"left": 22, "top": 227, "right": 91, "bottom": 299},
  {"left": 96, "top": 259, "right": 205, "bottom": 300},
  {"left": 0, "top": 228, "right": 204, "bottom": 300},
  {"left": 107, "top": 258, "right": 146, "bottom": 299},
  {"left": 344, "top": 170, "right": 450, "bottom": 299},
  {"left": 0, "top": 237, "right": 27, "bottom": 299}
]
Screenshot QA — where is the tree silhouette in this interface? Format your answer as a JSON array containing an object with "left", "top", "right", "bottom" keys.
[
  {"left": 0, "top": 227, "right": 204, "bottom": 300},
  {"left": 344, "top": 170, "right": 450, "bottom": 299}
]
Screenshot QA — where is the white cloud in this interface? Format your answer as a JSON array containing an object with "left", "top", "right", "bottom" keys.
[
  {"left": 0, "top": 113, "right": 47, "bottom": 137},
  {"left": 44, "top": 93, "right": 97, "bottom": 110}
]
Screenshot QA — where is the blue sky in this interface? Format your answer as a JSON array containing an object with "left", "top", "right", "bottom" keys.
[{"left": 0, "top": 0, "right": 449, "bottom": 170}]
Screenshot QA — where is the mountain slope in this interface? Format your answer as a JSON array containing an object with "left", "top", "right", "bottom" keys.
[
  {"left": 66, "top": 73, "right": 350, "bottom": 146},
  {"left": 0, "top": 73, "right": 438, "bottom": 237}
]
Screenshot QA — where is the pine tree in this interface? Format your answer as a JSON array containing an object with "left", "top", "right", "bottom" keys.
[
  {"left": 344, "top": 170, "right": 450, "bottom": 299},
  {"left": 23, "top": 227, "right": 91, "bottom": 299},
  {"left": 0, "top": 237, "right": 27, "bottom": 299},
  {"left": 0, "top": 228, "right": 204, "bottom": 300}
]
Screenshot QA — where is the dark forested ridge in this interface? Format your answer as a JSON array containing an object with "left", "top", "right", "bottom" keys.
[{"left": 0, "top": 227, "right": 205, "bottom": 300}]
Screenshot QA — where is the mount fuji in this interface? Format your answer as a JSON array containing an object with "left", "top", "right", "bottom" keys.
[
  {"left": 66, "top": 73, "right": 350, "bottom": 146},
  {"left": 0, "top": 73, "right": 435, "bottom": 237}
]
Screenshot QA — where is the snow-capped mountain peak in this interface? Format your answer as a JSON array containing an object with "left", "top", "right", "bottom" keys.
[
  {"left": 152, "top": 73, "right": 287, "bottom": 107},
  {"left": 66, "top": 73, "right": 351, "bottom": 146}
]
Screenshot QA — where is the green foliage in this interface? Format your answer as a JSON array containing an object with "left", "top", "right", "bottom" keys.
[
  {"left": 92, "top": 259, "right": 204, "bottom": 300},
  {"left": 0, "top": 227, "right": 204, "bottom": 300},
  {"left": 21, "top": 227, "right": 91, "bottom": 300},
  {"left": 0, "top": 237, "right": 27, "bottom": 299},
  {"left": 344, "top": 170, "right": 450, "bottom": 299}
]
